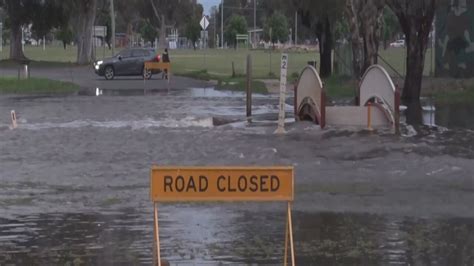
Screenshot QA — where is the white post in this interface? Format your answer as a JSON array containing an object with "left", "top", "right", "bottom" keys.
[
  {"left": 43, "top": 36, "right": 45, "bottom": 51},
  {"left": 275, "top": 53, "right": 288, "bottom": 134}
]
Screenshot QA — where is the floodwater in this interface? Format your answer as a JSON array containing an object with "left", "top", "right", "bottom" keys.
[{"left": 1, "top": 88, "right": 473, "bottom": 265}]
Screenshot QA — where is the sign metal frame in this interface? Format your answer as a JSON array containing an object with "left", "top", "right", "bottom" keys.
[{"left": 150, "top": 166, "right": 296, "bottom": 266}]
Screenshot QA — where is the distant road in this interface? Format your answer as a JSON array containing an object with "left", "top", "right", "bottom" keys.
[{"left": 0, "top": 65, "right": 212, "bottom": 90}]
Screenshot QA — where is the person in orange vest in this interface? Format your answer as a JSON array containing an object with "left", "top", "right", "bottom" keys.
[{"left": 162, "top": 48, "right": 170, "bottom": 79}]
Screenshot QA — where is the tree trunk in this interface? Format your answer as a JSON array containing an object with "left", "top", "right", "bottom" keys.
[
  {"left": 403, "top": 29, "right": 428, "bottom": 100},
  {"left": 76, "top": 0, "right": 97, "bottom": 65},
  {"left": 362, "top": 22, "right": 379, "bottom": 72},
  {"left": 316, "top": 17, "right": 332, "bottom": 78},
  {"left": 387, "top": 0, "right": 436, "bottom": 102},
  {"left": 346, "top": 0, "right": 385, "bottom": 78},
  {"left": 5, "top": 0, "right": 26, "bottom": 60},
  {"left": 10, "top": 23, "right": 26, "bottom": 60},
  {"left": 159, "top": 15, "right": 167, "bottom": 49},
  {"left": 346, "top": 0, "right": 363, "bottom": 78}
]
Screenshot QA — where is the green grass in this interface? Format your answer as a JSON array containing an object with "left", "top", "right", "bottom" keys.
[
  {"left": 0, "top": 44, "right": 434, "bottom": 77},
  {"left": 431, "top": 86, "right": 474, "bottom": 104},
  {"left": 216, "top": 76, "right": 268, "bottom": 94},
  {"left": 0, "top": 59, "right": 77, "bottom": 68},
  {"left": 0, "top": 44, "right": 116, "bottom": 62},
  {"left": 0, "top": 45, "right": 437, "bottom": 97},
  {"left": 378, "top": 47, "right": 434, "bottom": 77},
  {"left": 171, "top": 48, "right": 318, "bottom": 79},
  {"left": 0, "top": 77, "right": 80, "bottom": 94},
  {"left": 324, "top": 76, "right": 357, "bottom": 99}
]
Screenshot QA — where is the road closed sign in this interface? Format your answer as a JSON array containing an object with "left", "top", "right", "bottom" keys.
[{"left": 150, "top": 166, "right": 294, "bottom": 202}]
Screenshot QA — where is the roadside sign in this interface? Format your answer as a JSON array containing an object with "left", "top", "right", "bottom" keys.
[
  {"left": 150, "top": 166, "right": 293, "bottom": 202},
  {"left": 93, "top": 26, "right": 107, "bottom": 37},
  {"left": 200, "top": 16, "right": 209, "bottom": 30},
  {"left": 275, "top": 53, "right": 289, "bottom": 134},
  {"left": 150, "top": 166, "right": 296, "bottom": 266}
]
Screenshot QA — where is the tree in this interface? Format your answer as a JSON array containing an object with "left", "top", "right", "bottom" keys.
[
  {"left": 56, "top": 26, "right": 74, "bottom": 49},
  {"left": 142, "top": 0, "right": 203, "bottom": 48},
  {"left": 386, "top": 0, "right": 437, "bottom": 102},
  {"left": 263, "top": 11, "right": 289, "bottom": 46},
  {"left": 75, "top": 0, "right": 98, "bottom": 64},
  {"left": 345, "top": 0, "right": 385, "bottom": 78},
  {"left": 2, "top": 0, "right": 35, "bottom": 60},
  {"left": 185, "top": 19, "right": 201, "bottom": 50},
  {"left": 224, "top": 15, "right": 247, "bottom": 49},
  {"left": 140, "top": 21, "right": 157, "bottom": 46},
  {"left": 381, "top": 6, "right": 401, "bottom": 49},
  {"left": 294, "top": 0, "right": 346, "bottom": 78}
]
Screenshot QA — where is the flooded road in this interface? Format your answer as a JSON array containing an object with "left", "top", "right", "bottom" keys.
[{"left": 1, "top": 88, "right": 473, "bottom": 265}]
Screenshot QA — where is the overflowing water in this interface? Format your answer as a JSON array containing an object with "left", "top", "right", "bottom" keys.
[{"left": 0, "top": 88, "right": 473, "bottom": 265}]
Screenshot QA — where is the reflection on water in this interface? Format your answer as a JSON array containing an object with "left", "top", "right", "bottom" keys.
[
  {"left": 0, "top": 210, "right": 472, "bottom": 265},
  {"left": 401, "top": 100, "right": 473, "bottom": 131},
  {"left": 436, "top": 103, "right": 474, "bottom": 129}
]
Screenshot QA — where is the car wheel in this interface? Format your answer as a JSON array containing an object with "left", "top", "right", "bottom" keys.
[
  {"left": 143, "top": 68, "right": 152, "bottom": 80},
  {"left": 104, "top": 66, "right": 115, "bottom": 80}
]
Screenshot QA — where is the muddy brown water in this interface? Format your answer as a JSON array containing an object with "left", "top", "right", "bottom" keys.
[{"left": 0, "top": 88, "right": 473, "bottom": 265}]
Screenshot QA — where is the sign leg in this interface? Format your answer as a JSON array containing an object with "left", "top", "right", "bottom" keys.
[
  {"left": 288, "top": 202, "right": 295, "bottom": 265},
  {"left": 154, "top": 203, "right": 162, "bottom": 266},
  {"left": 284, "top": 203, "right": 289, "bottom": 266}
]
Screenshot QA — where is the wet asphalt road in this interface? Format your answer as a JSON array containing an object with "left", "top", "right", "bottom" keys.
[
  {"left": 0, "top": 65, "right": 211, "bottom": 91},
  {"left": 0, "top": 68, "right": 474, "bottom": 265}
]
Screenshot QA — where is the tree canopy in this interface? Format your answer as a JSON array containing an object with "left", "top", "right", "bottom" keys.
[
  {"left": 263, "top": 11, "right": 289, "bottom": 44},
  {"left": 224, "top": 15, "right": 248, "bottom": 48}
]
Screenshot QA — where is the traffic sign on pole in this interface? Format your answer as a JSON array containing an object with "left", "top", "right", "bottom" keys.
[{"left": 200, "top": 16, "right": 209, "bottom": 31}]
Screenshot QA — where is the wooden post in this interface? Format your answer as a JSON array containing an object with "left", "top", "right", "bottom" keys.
[
  {"left": 367, "top": 102, "right": 373, "bottom": 131},
  {"left": 395, "top": 86, "right": 401, "bottom": 134},
  {"left": 320, "top": 90, "right": 326, "bottom": 129},
  {"left": 284, "top": 206, "right": 289, "bottom": 266},
  {"left": 232, "top": 61, "right": 236, "bottom": 78},
  {"left": 246, "top": 54, "right": 252, "bottom": 121},
  {"left": 154, "top": 203, "right": 161, "bottom": 266},
  {"left": 287, "top": 202, "right": 295, "bottom": 265},
  {"left": 11, "top": 110, "right": 17, "bottom": 129}
]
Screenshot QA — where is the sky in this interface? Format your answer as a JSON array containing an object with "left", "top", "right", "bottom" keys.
[{"left": 198, "top": 0, "right": 220, "bottom": 15}]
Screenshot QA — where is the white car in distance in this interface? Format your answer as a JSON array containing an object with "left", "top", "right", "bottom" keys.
[{"left": 390, "top": 39, "right": 405, "bottom": 48}]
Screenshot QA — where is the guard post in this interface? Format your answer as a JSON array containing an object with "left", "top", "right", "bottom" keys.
[{"left": 150, "top": 166, "right": 296, "bottom": 265}]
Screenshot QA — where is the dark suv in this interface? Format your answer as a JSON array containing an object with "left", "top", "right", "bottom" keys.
[{"left": 93, "top": 48, "right": 161, "bottom": 80}]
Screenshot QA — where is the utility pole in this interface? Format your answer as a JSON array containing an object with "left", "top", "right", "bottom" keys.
[
  {"left": 214, "top": 8, "right": 216, "bottom": 48},
  {"left": 295, "top": 11, "right": 298, "bottom": 46},
  {"left": 254, "top": 0, "right": 256, "bottom": 47},
  {"left": 221, "top": 0, "right": 224, "bottom": 48},
  {"left": 109, "top": 0, "right": 116, "bottom": 55}
]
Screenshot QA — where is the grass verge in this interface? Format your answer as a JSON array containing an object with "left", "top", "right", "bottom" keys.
[
  {"left": 324, "top": 76, "right": 357, "bottom": 99},
  {"left": 431, "top": 87, "right": 474, "bottom": 104},
  {"left": 0, "top": 77, "right": 80, "bottom": 94},
  {"left": 177, "top": 70, "right": 268, "bottom": 94},
  {"left": 0, "top": 59, "right": 78, "bottom": 68}
]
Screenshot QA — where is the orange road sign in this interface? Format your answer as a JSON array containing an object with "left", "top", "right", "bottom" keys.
[{"left": 150, "top": 166, "right": 294, "bottom": 202}]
